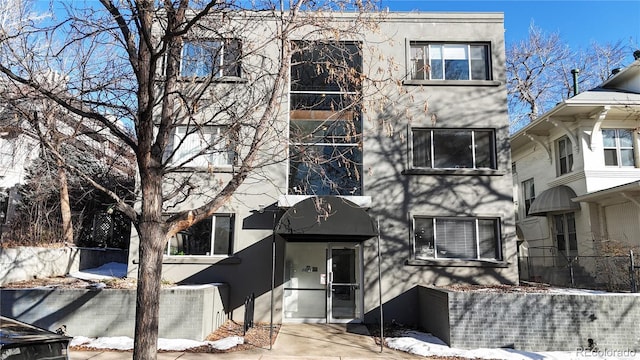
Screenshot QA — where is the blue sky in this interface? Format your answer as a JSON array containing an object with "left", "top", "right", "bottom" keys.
[
  {"left": 381, "top": 0, "right": 640, "bottom": 61},
  {"left": 35, "top": 0, "right": 640, "bottom": 62}
]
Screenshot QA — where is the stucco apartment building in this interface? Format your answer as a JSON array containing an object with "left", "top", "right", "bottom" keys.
[
  {"left": 127, "top": 11, "right": 518, "bottom": 326},
  {"left": 511, "top": 58, "right": 640, "bottom": 287}
]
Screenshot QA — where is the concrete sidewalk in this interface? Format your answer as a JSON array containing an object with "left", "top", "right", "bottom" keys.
[{"left": 70, "top": 323, "right": 423, "bottom": 359}]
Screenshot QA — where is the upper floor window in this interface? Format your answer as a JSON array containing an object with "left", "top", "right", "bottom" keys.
[
  {"left": 288, "top": 41, "right": 363, "bottom": 196},
  {"left": 522, "top": 178, "right": 535, "bottom": 216},
  {"left": 168, "top": 125, "right": 235, "bottom": 168},
  {"left": 167, "top": 214, "right": 234, "bottom": 256},
  {"left": 412, "top": 128, "right": 496, "bottom": 169},
  {"left": 413, "top": 216, "right": 502, "bottom": 261},
  {"left": 180, "top": 39, "right": 241, "bottom": 78},
  {"left": 557, "top": 137, "right": 573, "bottom": 175},
  {"left": 603, "top": 129, "right": 635, "bottom": 167},
  {"left": 409, "top": 42, "right": 490, "bottom": 81}
]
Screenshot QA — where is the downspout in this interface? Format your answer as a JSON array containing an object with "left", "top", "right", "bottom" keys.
[
  {"left": 571, "top": 69, "right": 580, "bottom": 96},
  {"left": 377, "top": 218, "right": 383, "bottom": 353}
]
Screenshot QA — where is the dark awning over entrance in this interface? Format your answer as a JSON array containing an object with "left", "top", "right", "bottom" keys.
[
  {"left": 528, "top": 185, "right": 580, "bottom": 216},
  {"left": 276, "top": 196, "right": 378, "bottom": 241}
]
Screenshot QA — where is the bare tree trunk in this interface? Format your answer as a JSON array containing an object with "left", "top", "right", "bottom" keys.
[
  {"left": 133, "top": 222, "right": 165, "bottom": 359},
  {"left": 57, "top": 159, "right": 73, "bottom": 243},
  {"left": 133, "top": 166, "right": 164, "bottom": 360}
]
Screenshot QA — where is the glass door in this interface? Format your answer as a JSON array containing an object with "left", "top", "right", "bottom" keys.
[
  {"left": 328, "top": 243, "right": 362, "bottom": 323},
  {"left": 283, "top": 242, "right": 327, "bottom": 322}
]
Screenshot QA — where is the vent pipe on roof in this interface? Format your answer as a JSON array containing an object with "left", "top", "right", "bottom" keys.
[{"left": 571, "top": 69, "right": 580, "bottom": 96}]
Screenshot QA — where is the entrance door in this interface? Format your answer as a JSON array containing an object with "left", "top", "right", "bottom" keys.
[
  {"left": 283, "top": 242, "right": 362, "bottom": 323},
  {"left": 328, "top": 243, "right": 362, "bottom": 323}
]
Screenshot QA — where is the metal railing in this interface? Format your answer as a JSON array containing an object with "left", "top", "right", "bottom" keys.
[
  {"left": 521, "top": 249, "right": 640, "bottom": 292},
  {"left": 243, "top": 292, "right": 255, "bottom": 335}
]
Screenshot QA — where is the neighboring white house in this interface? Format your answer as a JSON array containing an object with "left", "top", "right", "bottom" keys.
[
  {"left": 511, "top": 57, "right": 640, "bottom": 288},
  {"left": 0, "top": 120, "right": 39, "bottom": 226},
  {"left": 127, "top": 11, "right": 519, "bottom": 327}
]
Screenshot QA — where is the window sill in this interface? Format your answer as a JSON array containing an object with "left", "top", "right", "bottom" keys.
[
  {"left": 135, "top": 256, "right": 242, "bottom": 265},
  {"left": 403, "top": 168, "right": 506, "bottom": 176},
  {"left": 171, "top": 166, "right": 236, "bottom": 173},
  {"left": 176, "top": 76, "right": 247, "bottom": 84},
  {"left": 406, "top": 258, "right": 509, "bottom": 268},
  {"left": 403, "top": 79, "right": 502, "bottom": 87}
]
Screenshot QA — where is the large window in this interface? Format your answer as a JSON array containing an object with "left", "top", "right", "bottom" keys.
[
  {"left": 553, "top": 213, "right": 577, "bottom": 254},
  {"left": 168, "top": 125, "right": 235, "bottom": 168},
  {"left": 167, "top": 214, "right": 233, "bottom": 256},
  {"left": 180, "top": 39, "right": 241, "bottom": 78},
  {"left": 557, "top": 137, "right": 573, "bottom": 175},
  {"left": 409, "top": 43, "right": 490, "bottom": 81},
  {"left": 603, "top": 129, "right": 635, "bottom": 167},
  {"left": 522, "top": 178, "right": 535, "bottom": 216},
  {"left": 412, "top": 128, "right": 496, "bottom": 169},
  {"left": 413, "top": 217, "right": 501, "bottom": 261},
  {"left": 288, "top": 41, "right": 363, "bottom": 195}
]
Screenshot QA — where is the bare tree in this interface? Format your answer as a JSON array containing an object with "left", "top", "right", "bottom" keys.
[
  {"left": 507, "top": 23, "right": 632, "bottom": 132},
  {"left": 506, "top": 23, "right": 572, "bottom": 129},
  {"left": 0, "top": 1, "right": 389, "bottom": 358}
]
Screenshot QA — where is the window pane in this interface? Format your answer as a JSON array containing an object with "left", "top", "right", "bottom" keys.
[
  {"left": 171, "top": 126, "right": 232, "bottom": 167},
  {"left": 169, "top": 218, "right": 212, "bottom": 255},
  {"left": 470, "top": 45, "right": 488, "bottom": 80},
  {"left": 444, "top": 45, "right": 469, "bottom": 80},
  {"left": 558, "top": 139, "right": 567, "bottom": 157},
  {"left": 445, "top": 60, "right": 469, "bottom": 80},
  {"left": 478, "top": 219, "right": 499, "bottom": 259},
  {"left": 412, "top": 130, "right": 431, "bottom": 168},
  {"left": 414, "top": 218, "right": 435, "bottom": 259},
  {"left": 181, "top": 41, "right": 220, "bottom": 77},
  {"left": 289, "top": 145, "right": 362, "bottom": 196},
  {"left": 429, "top": 45, "right": 443, "bottom": 80},
  {"left": 435, "top": 219, "right": 476, "bottom": 259},
  {"left": 291, "top": 41, "right": 362, "bottom": 92},
  {"left": 222, "top": 39, "right": 241, "bottom": 77},
  {"left": 213, "top": 216, "right": 232, "bottom": 255},
  {"left": 621, "top": 149, "right": 635, "bottom": 166},
  {"left": 290, "top": 93, "right": 359, "bottom": 144},
  {"left": 567, "top": 213, "right": 577, "bottom": 251},
  {"left": 433, "top": 130, "right": 473, "bottom": 168},
  {"left": 618, "top": 129, "right": 634, "bottom": 147},
  {"left": 474, "top": 130, "right": 495, "bottom": 169},
  {"left": 410, "top": 46, "right": 426, "bottom": 80},
  {"left": 602, "top": 129, "right": 616, "bottom": 147},
  {"left": 604, "top": 149, "right": 618, "bottom": 166}
]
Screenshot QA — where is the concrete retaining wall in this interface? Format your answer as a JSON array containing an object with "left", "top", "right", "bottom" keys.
[
  {"left": 418, "top": 286, "right": 640, "bottom": 351},
  {"left": 0, "top": 246, "right": 127, "bottom": 285},
  {"left": 0, "top": 284, "right": 229, "bottom": 341}
]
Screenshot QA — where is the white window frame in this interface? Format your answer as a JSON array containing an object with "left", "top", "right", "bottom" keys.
[
  {"left": 166, "top": 214, "right": 234, "bottom": 257},
  {"left": 557, "top": 136, "right": 573, "bottom": 175},
  {"left": 522, "top": 178, "right": 535, "bottom": 217},
  {"left": 553, "top": 212, "right": 577, "bottom": 254},
  {"left": 169, "top": 125, "right": 235, "bottom": 169},
  {"left": 410, "top": 128, "right": 497, "bottom": 170},
  {"left": 409, "top": 42, "right": 491, "bottom": 81},
  {"left": 602, "top": 128, "right": 635, "bottom": 167},
  {"left": 412, "top": 216, "right": 502, "bottom": 261}
]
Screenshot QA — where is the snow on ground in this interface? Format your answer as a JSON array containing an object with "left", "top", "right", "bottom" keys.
[
  {"left": 70, "top": 335, "right": 244, "bottom": 352},
  {"left": 386, "top": 331, "right": 639, "bottom": 360},
  {"left": 70, "top": 331, "right": 640, "bottom": 359}
]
